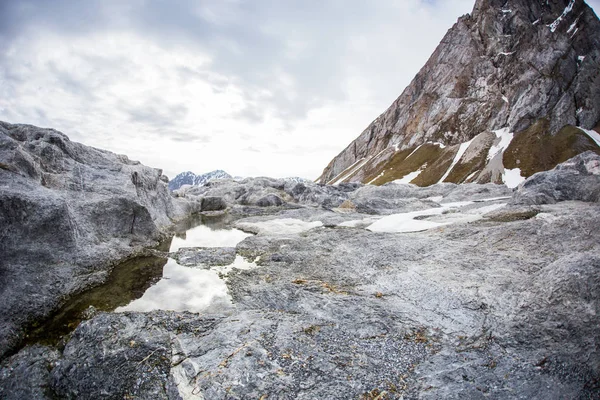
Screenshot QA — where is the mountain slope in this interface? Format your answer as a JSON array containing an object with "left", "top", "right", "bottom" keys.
[
  {"left": 318, "top": 0, "right": 600, "bottom": 187},
  {"left": 168, "top": 170, "right": 232, "bottom": 191}
]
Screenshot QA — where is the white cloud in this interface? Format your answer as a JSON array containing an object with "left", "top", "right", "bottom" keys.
[{"left": 1, "top": 0, "right": 597, "bottom": 179}]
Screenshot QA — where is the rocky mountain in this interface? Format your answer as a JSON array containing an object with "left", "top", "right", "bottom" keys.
[
  {"left": 168, "top": 170, "right": 232, "bottom": 191},
  {"left": 0, "top": 121, "right": 199, "bottom": 358},
  {"left": 318, "top": 0, "right": 600, "bottom": 187}
]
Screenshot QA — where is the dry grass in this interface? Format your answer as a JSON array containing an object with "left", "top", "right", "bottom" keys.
[{"left": 504, "top": 120, "right": 600, "bottom": 177}]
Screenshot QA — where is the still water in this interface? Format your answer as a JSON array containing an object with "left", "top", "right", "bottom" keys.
[
  {"left": 23, "top": 214, "right": 255, "bottom": 346},
  {"left": 117, "top": 216, "right": 254, "bottom": 313}
]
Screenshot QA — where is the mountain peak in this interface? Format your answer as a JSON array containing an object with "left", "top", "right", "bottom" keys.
[
  {"left": 168, "top": 169, "right": 232, "bottom": 191},
  {"left": 318, "top": 0, "right": 600, "bottom": 187}
]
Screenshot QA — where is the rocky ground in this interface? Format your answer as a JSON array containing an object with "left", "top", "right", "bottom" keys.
[{"left": 1, "top": 152, "right": 599, "bottom": 399}]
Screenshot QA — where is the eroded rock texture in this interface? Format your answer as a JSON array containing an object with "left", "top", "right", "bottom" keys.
[
  {"left": 318, "top": 0, "right": 600, "bottom": 186},
  {"left": 2, "top": 154, "right": 599, "bottom": 399},
  {"left": 0, "top": 121, "right": 198, "bottom": 358}
]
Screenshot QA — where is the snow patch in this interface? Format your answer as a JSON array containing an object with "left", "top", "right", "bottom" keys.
[
  {"left": 579, "top": 127, "right": 600, "bottom": 148},
  {"left": 427, "top": 141, "right": 446, "bottom": 149},
  {"left": 366, "top": 200, "right": 507, "bottom": 233},
  {"left": 465, "top": 170, "right": 479, "bottom": 182},
  {"left": 392, "top": 167, "right": 424, "bottom": 185},
  {"left": 567, "top": 17, "right": 579, "bottom": 33},
  {"left": 406, "top": 143, "right": 425, "bottom": 160},
  {"left": 502, "top": 95, "right": 509, "bottom": 104},
  {"left": 438, "top": 138, "right": 475, "bottom": 183},
  {"left": 549, "top": 0, "right": 575, "bottom": 32},
  {"left": 329, "top": 157, "right": 369, "bottom": 185},
  {"left": 487, "top": 128, "right": 514, "bottom": 161},
  {"left": 503, "top": 168, "right": 525, "bottom": 189},
  {"left": 367, "top": 171, "right": 385, "bottom": 185},
  {"left": 237, "top": 218, "right": 323, "bottom": 235}
]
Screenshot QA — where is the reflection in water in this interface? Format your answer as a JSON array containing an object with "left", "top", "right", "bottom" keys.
[
  {"left": 116, "top": 259, "right": 232, "bottom": 313},
  {"left": 169, "top": 225, "right": 252, "bottom": 252},
  {"left": 22, "top": 256, "right": 168, "bottom": 347},
  {"left": 22, "top": 214, "right": 256, "bottom": 348},
  {"left": 118, "top": 217, "right": 256, "bottom": 313}
]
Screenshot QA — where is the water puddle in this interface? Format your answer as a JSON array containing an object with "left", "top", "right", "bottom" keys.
[
  {"left": 21, "top": 213, "right": 256, "bottom": 347},
  {"left": 116, "top": 215, "right": 255, "bottom": 313},
  {"left": 115, "top": 259, "right": 232, "bottom": 313},
  {"left": 170, "top": 224, "right": 251, "bottom": 251},
  {"left": 22, "top": 255, "right": 168, "bottom": 347}
]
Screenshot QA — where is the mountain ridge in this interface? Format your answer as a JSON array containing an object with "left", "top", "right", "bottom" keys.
[
  {"left": 318, "top": 0, "right": 600, "bottom": 187},
  {"left": 168, "top": 170, "right": 232, "bottom": 191}
]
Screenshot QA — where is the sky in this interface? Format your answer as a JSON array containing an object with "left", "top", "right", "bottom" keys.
[{"left": 1, "top": 0, "right": 599, "bottom": 179}]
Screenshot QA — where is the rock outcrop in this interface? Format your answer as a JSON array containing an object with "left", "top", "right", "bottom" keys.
[
  {"left": 512, "top": 150, "right": 600, "bottom": 204},
  {"left": 2, "top": 153, "right": 599, "bottom": 399},
  {"left": 0, "top": 121, "right": 198, "bottom": 358},
  {"left": 318, "top": 0, "right": 600, "bottom": 187}
]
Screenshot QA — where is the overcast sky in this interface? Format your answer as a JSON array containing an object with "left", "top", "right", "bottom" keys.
[{"left": 1, "top": 0, "right": 599, "bottom": 179}]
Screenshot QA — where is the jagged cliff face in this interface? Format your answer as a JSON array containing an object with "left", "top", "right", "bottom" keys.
[{"left": 318, "top": 0, "right": 600, "bottom": 187}]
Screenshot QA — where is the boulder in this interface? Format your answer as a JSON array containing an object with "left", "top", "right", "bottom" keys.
[
  {"left": 0, "top": 121, "right": 196, "bottom": 358},
  {"left": 201, "top": 196, "right": 227, "bottom": 211},
  {"left": 512, "top": 151, "right": 600, "bottom": 205},
  {"left": 255, "top": 194, "right": 284, "bottom": 207}
]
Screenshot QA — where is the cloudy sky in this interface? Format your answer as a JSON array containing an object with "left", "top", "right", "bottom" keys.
[{"left": 1, "top": 0, "right": 599, "bottom": 179}]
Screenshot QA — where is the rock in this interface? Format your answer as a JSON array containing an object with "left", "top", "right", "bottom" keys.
[
  {"left": 201, "top": 196, "right": 227, "bottom": 211},
  {"left": 0, "top": 121, "right": 197, "bottom": 358},
  {"left": 2, "top": 164, "right": 600, "bottom": 398},
  {"left": 255, "top": 194, "right": 284, "bottom": 207},
  {"left": 512, "top": 151, "right": 600, "bottom": 205},
  {"left": 0, "top": 345, "right": 60, "bottom": 400},
  {"left": 318, "top": 0, "right": 600, "bottom": 186},
  {"left": 50, "top": 312, "right": 211, "bottom": 399},
  {"left": 171, "top": 247, "right": 237, "bottom": 267}
]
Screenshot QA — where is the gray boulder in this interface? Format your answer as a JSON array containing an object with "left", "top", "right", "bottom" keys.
[
  {"left": 0, "top": 121, "right": 197, "bottom": 358},
  {"left": 512, "top": 151, "right": 600, "bottom": 205},
  {"left": 255, "top": 194, "right": 284, "bottom": 207},
  {"left": 201, "top": 196, "right": 227, "bottom": 211}
]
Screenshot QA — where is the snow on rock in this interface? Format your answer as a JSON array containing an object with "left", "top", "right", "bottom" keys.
[
  {"left": 329, "top": 158, "right": 368, "bottom": 185},
  {"left": 579, "top": 127, "right": 600, "bottom": 148},
  {"left": 392, "top": 168, "right": 424, "bottom": 185},
  {"left": 487, "top": 128, "right": 514, "bottom": 161},
  {"left": 549, "top": 0, "right": 575, "bottom": 33},
  {"left": 503, "top": 168, "right": 525, "bottom": 189},
  {"left": 236, "top": 218, "right": 323, "bottom": 235},
  {"left": 367, "top": 171, "right": 385, "bottom": 185},
  {"left": 438, "top": 138, "right": 475, "bottom": 183},
  {"left": 366, "top": 200, "right": 506, "bottom": 233}
]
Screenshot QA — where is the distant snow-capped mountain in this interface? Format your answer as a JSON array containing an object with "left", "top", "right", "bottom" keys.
[{"left": 168, "top": 170, "right": 232, "bottom": 191}]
